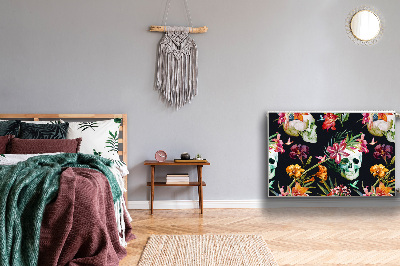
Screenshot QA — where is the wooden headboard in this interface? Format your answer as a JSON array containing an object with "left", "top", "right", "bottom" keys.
[{"left": 0, "top": 114, "right": 128, "bottom": 200}]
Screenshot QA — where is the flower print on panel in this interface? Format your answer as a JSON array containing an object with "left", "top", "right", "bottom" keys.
[{"left": 268, "top": 112, "right": 395, "bottom": 197}]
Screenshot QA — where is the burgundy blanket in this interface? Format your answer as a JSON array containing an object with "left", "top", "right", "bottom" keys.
[{"left": 38, "top": 167, "right": 134, "bottom": 266}]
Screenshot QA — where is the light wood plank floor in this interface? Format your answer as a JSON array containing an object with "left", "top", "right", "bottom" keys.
[{"left": 120, "top": 208, "right": 400, "bottom": 265}]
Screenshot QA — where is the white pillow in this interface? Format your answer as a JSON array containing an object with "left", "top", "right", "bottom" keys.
[
  {"left": 0, "top": 153, "right": 62, "bottom": 165},
  {"left": 66, "top": 119, "right": 122, "bottom": 162}
]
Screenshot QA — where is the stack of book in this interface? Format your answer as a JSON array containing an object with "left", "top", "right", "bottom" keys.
[{"left": 166, "top": 173, "right": 189, "bottom": 184}]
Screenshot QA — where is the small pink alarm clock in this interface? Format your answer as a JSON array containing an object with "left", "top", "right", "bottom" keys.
[{"left": 155, "top": 150, "right": 167, "bottom": 162}]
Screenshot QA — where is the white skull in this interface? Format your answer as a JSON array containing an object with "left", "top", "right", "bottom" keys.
[
  {"left": 269, "top": 149, "right": 278, "bottom": 179},
  {"left": 284, "top": 114, "right": 317, "bottom": 143},
  {"left": 339, "top": 149, "right": 362, "bottom": 180},
  {"left": 385, "top": 115, "right": 395, "bottom": 142},
  {"left": 300, "top": 114, "right": 317, "bottom": 143},
  {"left": 284, "top": 120, "right": 305, "bottom": 136},
  {"left": 368, "top": 114, "right": 395, "bottom": 138}
]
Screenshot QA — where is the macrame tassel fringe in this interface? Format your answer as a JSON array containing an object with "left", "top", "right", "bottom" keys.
[{"left": 155, "top": 26, "right": 198, "bottom": 109}]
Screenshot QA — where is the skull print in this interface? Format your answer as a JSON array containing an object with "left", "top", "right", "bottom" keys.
[
  {"left": 269, "top": 149, "right": 278, "bottom": 179},
  {"left": 368, "top": 114, "right": 395, "bottom": 142},
  {"left": 284, "top": 114, "right": 317, "bottom": 143},
  {"left": 339, "top": 149, "right": 362, "bottom": 180}
]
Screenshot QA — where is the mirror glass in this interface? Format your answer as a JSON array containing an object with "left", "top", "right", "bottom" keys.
[{"left": 350, "top": 10, "right": 380, "bottom": 41}]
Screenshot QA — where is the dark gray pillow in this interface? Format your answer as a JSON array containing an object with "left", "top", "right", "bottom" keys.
[
  {"left": 0, "top": 120, "right": 20, "bottom": 136},
  {"left": 19, "top": 122, "right": 69, "bottom": 139}
]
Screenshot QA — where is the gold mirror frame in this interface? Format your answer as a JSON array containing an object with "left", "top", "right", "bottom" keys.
[{"left": 345, "top": 6, "right": 383, "bottom": 46}]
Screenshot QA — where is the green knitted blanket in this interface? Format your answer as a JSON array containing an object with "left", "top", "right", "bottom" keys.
[{"left": 0, "top": 153, "right": 122, "bottom": 266}]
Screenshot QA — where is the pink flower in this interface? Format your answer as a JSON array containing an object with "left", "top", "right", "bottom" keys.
[
  {"left": 271, "top": 134, "right": 285, "bottom": 153},
  {"left": 278, "top": 113, "right": 291, "bottom": 130},
  {"left": 362, "top": 113, "right": 373, "bottom": 130},
  {"left": 326, "top": 140, "right": 350, "bottom": 164},
  {"left": 316, "top": 155, "right": 326, "bottom": 163},
  {"left": 362, "top": 113, "right": 370, "bottom": 124},
  {"left": 327, "top": 185, "right": 351, "bottom": 196},
  {"left": 363, "top": 186, "right": 373, "bottom": 196},
  {"left": 356, "top": 133, "right": 369, "bottom": 153},
  {"left": 278, "top": 113, "right": 286, "bottom": 124},
  {"left": 279, "top": 186, "right": 289, "bottom": 196}
]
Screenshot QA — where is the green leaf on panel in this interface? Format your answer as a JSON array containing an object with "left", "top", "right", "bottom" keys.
[
  {"left": 354, "top": 190, "right": 363, "bottom": 196},
  {"left": 269, "top": 189, "right": 279, "bottom": 196},
  {"left": 303, "top": 182, "right": 314, "bottom": 187},
  {"left": 269, "top": 180, "right": 275, "bottom": 189},
  {"left": 349, "top": 180, "right": 359, "bottom": 189},
  {"left": 329, "top": 177, "right": 334, "bottom": 189},
  {"left": 341, "top": 113, "right": 349, "bottom": 123},
  {"left": 317, "top": 183, "right": 329, "bottom": 194}
]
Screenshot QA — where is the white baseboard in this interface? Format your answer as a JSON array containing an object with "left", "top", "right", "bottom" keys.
[
  {"left": 127, "top": 198, "right": 400, "bottom": 209},
  {"left": 127, "top": 200, "right": 265, "bottom": 210}
]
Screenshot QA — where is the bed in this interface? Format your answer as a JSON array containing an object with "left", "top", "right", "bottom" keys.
[{"left": 0, "top": 114, "right": 133, "bottom": 266}]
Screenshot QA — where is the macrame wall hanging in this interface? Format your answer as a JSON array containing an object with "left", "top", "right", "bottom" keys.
[{"left": 150, "top": 0, "right": 208, "bottom": 109}]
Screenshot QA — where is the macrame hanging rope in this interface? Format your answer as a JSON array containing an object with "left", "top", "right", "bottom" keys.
[
  {"left": 162, "top": 0, "right": 193, "bottom": 28},
  {"left": 154, "top": 0, "right": 200, "bottom": 109}
]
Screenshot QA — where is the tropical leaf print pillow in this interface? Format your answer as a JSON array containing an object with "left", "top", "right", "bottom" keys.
[
  {"left": 0, "top": 120, "right": 20, "bottom": 136},
  {"left": 66, "top": 119, "right": 123, "bottom": 165},
  {"left": 19, "top": 122, "right": 69, "bottom": 139}
]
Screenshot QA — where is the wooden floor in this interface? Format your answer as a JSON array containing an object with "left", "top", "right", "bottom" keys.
[{"left": 120, "top": 207, "right": 400, "bottom": 265}]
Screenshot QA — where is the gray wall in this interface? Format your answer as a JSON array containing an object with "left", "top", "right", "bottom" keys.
[{"left": 1, "top": 0, "right": 400, "bottom": 206}]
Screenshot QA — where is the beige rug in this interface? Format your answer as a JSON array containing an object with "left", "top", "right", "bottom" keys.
[{"left": 137, "top": 234, "right": 278, "bottom": 266}]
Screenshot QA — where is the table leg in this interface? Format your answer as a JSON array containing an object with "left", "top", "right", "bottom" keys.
[
  {"left": 151, "top": 165, "right": 155, "bottom": 215},
  {"left": 197, "top": 165, "right": 203, "bottom": 214}
]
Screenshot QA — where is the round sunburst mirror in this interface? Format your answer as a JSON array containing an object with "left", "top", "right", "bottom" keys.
[{"left": 346, "top": 7, "right": 383, "bottom": 45}]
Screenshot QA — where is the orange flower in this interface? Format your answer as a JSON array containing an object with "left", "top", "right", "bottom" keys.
[
  {"left": 378, "top": 113, "right": 388, "bottom": 122},
  {"left": 314, "top": 165, "right": 328, "bottom": 182},
  {"left": 286, "top": 164, "right": 305, "bottom": 179},
  {"left": 370, "top": 164, "right": 389, "bottom": 179},
  {"left": 375, "top": 182, "right": 392, "bottom": 196},
  {"left": 291, "top": 182, "right": 309, "bottom": 196},
  {"left": 293, "top": 113, "right": 304, "bottom": 121},
  {"left": 304, "top": 177, "right": 315, "bottom": 183}
]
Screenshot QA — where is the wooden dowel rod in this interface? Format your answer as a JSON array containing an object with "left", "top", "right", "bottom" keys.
[{"left": 149, "top": 25, "right": 208, "bottom": 33}]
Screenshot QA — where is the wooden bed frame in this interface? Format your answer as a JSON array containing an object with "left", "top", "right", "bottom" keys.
[{"left": 0, "top": 114, "right": 128, "bottom": 201}]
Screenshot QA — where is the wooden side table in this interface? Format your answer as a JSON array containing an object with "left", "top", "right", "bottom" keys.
[{"left": 144, "top": 160, "right": 210, "bottom": 214}]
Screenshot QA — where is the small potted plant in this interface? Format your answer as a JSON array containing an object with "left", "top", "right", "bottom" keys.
[{"left": 195, "top": 154, "right": 203, "bottom": 160}]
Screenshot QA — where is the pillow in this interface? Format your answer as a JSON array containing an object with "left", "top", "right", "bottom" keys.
[
  {"left": 19, "top": 122, "right": 69, "bottom": 139},
  {"left": 0, "top": 120, "right": 20, "bottom": 136},
  {"left": 0, "top": 135, "right": 13, "bottom": 154},
  {"left": 7, "top": 138, "right": 81, "bottom": 154},
  {"left": 66, "top": 119, "right": 121, "bottom": 162}
]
